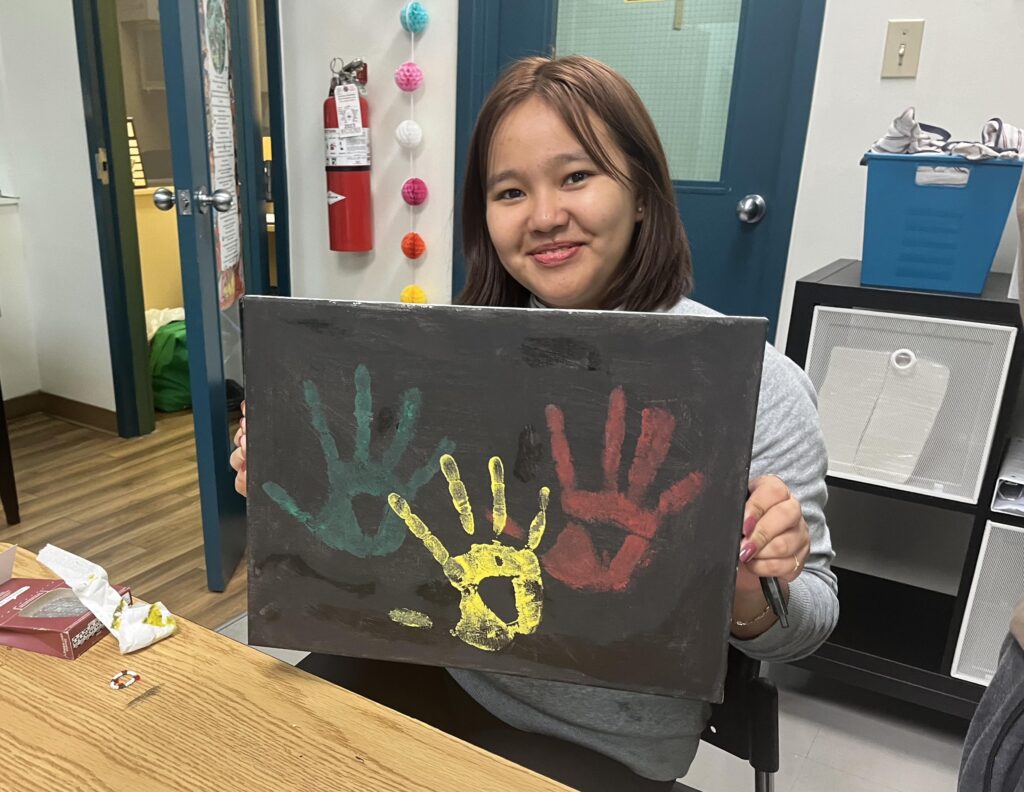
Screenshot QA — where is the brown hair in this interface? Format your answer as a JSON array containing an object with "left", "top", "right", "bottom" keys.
[{"left": 457, "top": 55, "right": 693, "bottom": 311}]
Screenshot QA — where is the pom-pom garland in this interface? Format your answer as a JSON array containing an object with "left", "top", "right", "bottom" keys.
[{"left": 397, "top": 6, "right": 428, "bottom": 275}]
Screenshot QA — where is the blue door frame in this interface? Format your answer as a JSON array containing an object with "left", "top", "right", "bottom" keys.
[
  {"left": 160, "top": 0, "right": 292, "bottom": 590},
  {"left": 452, "top": 0, "right": 826, "bottom": 339},
  {"left": 232, "top": 0, "right": 270, "bottom": 297},
  {"left": 452, "top": 1, "right": 556, "bottom": 309},
  {"left": 159, "top": 0, "right": 247, "bottom": 591},
  {"left": 73, "top": 0, "right": 155, "bottom": 438},
  {"left": 264, "top": 0, "right": 292, "bottom": 296}
]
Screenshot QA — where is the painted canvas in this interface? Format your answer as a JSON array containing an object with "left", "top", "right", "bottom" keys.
[{"left": 244, "top": 297, "right": 766, "bottom": 700}]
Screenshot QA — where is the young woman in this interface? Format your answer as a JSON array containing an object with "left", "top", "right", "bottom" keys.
[{"left": 232, "top": 55, "right": 838, "bottom": 790}]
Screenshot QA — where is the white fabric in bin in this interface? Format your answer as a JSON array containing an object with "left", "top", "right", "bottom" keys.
[
  {"left": 818, "top": 347, "right": 889, "bottom": 468},
  {"left": 817, "top": 346, "right": 949, "bottom": 483},
  {"left": 855, "top": 356, "right": 950, "bottom": 483}
]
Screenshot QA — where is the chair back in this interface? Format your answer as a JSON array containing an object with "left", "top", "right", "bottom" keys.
[{"left": 700, "top": 646, "right": 779, "bottom": 773}]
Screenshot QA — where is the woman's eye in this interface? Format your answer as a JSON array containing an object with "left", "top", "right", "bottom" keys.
[
  {"left": 495, "top": 188, "right": 524, "bottom": 201},
  {"left": 565, "top": 171, "right": 591, "bottom": 186}
]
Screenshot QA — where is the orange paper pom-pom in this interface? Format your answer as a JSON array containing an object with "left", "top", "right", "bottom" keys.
[
  {"left": 400, "top": 285, "right": 428, "bottom": 303},
  {"left": 401, "top": 231, "right": 426, "bottom": 259}
]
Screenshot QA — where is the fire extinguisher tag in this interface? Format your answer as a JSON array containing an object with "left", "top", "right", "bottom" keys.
[
  {"left": 324, "top": 128, "right": 371, "bottom": 168},
  {"left": 334, "top": 83, "right": 363, "bottom": 138},
  {"left": 327, "top": 191, "right": 345, "bottom": 205}
]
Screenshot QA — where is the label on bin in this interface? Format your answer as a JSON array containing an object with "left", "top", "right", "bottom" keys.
[{"left": 915, "top": 166, "right": 970, "bottom": 187}]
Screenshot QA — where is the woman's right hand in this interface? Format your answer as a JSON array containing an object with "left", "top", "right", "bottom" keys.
[{"left": 230, "top": 401, "right": 247, "bottom": 497}]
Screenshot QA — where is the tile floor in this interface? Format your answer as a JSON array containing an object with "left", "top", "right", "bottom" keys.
[
  {"left": 683, "top": 663, "right": 965, "bottom": 792},
  {"left": 217, "top": 615, "right": 967, "bottom": 792}
]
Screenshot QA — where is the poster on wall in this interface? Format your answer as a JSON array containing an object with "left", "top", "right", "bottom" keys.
[
  {"left": 198, "top": 0, "right": 244, "bottom": 311},
  {"left": 244, "top": 298, "right": 767, "bottom": 701}
]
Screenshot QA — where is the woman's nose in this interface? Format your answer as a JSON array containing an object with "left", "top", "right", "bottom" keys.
[{"left": 528, "top": 191, "right": 569, "bottom": 233}]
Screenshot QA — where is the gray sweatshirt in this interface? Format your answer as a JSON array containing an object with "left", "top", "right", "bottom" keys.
[
  {"left": 449, "top": 296, "right": 839, "bottom": 781},
  {"left": 959, "top": 634, "right": 1024, "bottom": 792}
]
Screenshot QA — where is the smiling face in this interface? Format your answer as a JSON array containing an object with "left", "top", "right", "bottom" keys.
[{"left": 484, "top": 97, "right": 641, "bottom": 310}]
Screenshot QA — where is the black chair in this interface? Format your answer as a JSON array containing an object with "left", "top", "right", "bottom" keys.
[
  {"left": 298, "top": 645, "right": 779, "bottom": 792},
  {"left": 0, "top": 377, "right": 19, "bottom": 526},
  {"left": 675, "top": 646, "right": 779, "bottom": 792}
]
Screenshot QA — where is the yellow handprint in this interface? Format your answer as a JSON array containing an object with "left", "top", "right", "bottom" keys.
[{"left": 387, "top": 454, "right": 550, "bottom": 652}]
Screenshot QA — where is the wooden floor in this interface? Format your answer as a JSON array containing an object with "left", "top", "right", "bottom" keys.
[{"left": 0, "top": 411, "right": 246, "bottom": 631}]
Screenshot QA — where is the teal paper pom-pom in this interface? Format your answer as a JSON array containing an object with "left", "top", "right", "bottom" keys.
[{"left": 400, "top": 2, "right": 429, "bottom": 34}]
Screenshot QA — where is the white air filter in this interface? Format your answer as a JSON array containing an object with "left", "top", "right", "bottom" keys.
[
  {"left": 805, "top": 307, "right": 1015, "bottom": 503},
  {"left": 952, "top": 521, "right": 1024, "bottom": 685}
]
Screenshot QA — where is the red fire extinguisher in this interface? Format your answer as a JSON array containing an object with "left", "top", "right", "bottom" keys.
[{"left": 324, "top": 58, "right": 373, "bottom": 251}]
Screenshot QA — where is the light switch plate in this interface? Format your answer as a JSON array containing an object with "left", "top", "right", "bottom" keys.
[{"left": 882, "top": 19, "right": 925, "bottom": 78}]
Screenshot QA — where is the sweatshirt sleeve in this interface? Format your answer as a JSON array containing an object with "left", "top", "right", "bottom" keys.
[{"left": 728, "top": 345, "right": 839, "bottom": 662}]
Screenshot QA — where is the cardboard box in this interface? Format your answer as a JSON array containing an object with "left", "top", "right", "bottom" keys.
[{"left": 0, "top": 546, "right": 131, "bottom": 660}]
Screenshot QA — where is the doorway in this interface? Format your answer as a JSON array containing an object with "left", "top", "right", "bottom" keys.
[
  {"left": 112, "top": 0, "right": 277, "bottom": 429},
  {"left": 114, "top": 2, "right": 190, "bottom": 416},
  {"left": 72, "top": 0, "right": 289, "bottom": 592}
]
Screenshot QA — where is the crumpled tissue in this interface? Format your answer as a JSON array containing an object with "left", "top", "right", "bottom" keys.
[{"left": 37, "top": 544, "right": 177, "bottom": 653}]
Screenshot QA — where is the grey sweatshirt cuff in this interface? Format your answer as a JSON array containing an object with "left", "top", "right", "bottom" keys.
[{"left": 728, "top": 573, "right": 839, "bottom": 663}]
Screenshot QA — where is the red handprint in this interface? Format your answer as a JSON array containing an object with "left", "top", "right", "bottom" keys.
[{"left": 542, "top": 387, "right": 704, "bottom": 592}]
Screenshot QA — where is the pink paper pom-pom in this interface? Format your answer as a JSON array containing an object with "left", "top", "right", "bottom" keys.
[
  {"left": 401, "top": 177, "right": 429, "bottom": 205},
  {"left": 394, "top": 61, "right": 423, "bottom": 92}
]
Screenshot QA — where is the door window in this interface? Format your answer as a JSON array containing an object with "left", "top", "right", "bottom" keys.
[{"left": 555, "top": 0, "right": 742, "bottom": 182}]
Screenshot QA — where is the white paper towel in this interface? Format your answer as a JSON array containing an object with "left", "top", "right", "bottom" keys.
[{"left": 37, "top": 544, "right": 177, "bottom": 653}]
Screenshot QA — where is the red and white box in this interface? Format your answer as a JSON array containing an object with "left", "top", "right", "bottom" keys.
[{"left": 0, "top": 545, "right": 131, "bottom": 660}]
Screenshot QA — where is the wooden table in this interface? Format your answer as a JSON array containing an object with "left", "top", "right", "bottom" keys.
[{"left": 0, "top": 544, "right": 569, "bottom": 791}]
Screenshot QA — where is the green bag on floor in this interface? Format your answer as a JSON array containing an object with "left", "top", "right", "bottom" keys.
[{"left": 150, "top": 320, "right": 192, "bottom": 412}]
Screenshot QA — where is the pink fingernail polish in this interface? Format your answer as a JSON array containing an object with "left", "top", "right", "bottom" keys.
[
  {"left": 742, "top": 515, "right": 757, "bottom": 538},
  {"left": 739, "top": 543, "right": 756, "bottom": 563}
]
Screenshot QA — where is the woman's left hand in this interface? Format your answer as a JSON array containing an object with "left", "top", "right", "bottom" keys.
[{"left": 735, "top": 475, "right": 810, "bottom": 594}]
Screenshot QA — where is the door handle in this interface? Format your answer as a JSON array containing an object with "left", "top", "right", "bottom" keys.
[
  {"left": 736, "top": 194, "right": 766, "bottom": 224},
  {"left": 194, "top": 188, "right": 234, "bottom": 214},
  {"left": 153, "top": 188, "right": 175, "bottom": 211}
]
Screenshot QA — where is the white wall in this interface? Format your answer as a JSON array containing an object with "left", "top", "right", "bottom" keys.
[
  {"left": 0, "top": 19, "right": 40, "bottom": 401},
  {"left": 279, "top": 0, "right": 458, "bottom": 304},
  {"left": 0, "top": 1, "right": 115, "bottom": 409},
  {"left": 0, "top": 207, "right": 41, "bottom": 399},
  {"left": 777, "top": 0, "right": 1024, "bottom": 350}
]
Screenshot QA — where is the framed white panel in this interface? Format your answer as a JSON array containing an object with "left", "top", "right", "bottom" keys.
[
  {"left": 952, "top": 521, "right": 1024, "bottom": 685},
  {"left": 805, "top": 307, "right": 1016, "bottom": 503}
]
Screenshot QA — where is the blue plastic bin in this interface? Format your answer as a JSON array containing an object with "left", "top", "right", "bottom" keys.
[{"left": 860, "top": 152, "right": 1022, "bottom": 295}]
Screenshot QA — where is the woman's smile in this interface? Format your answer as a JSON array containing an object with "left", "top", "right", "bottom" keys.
[{"left": 529, "top": 242, "right": 584, "bottom": 268}]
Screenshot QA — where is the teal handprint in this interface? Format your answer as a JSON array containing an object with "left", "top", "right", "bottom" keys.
[{"left": 262, "top": 364, "right": 454, "bottom": 557}]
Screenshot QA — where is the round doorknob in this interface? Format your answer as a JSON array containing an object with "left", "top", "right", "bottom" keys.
[
  {"left": 152, "top": 188, "right": 175, "bottom": 211},
  {"left": 736, "top": 194, "right": 766, "bottom": 224},
  {"left": 195, "top": 188, "right": 234, "bottom": 213}
]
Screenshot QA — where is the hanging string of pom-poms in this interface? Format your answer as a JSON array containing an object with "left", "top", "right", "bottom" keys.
[{"left": 396, "top": 2, "right": 430, "bottom": 303}]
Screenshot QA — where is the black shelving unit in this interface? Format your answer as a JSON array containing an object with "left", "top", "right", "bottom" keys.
[{"left": 786, "top": 259, "right": 1024, "bottom": 720}]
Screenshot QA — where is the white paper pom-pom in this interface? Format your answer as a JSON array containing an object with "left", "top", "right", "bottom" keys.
[{"left": 395, "top": 119, "right": 423, "bottom": 149}]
